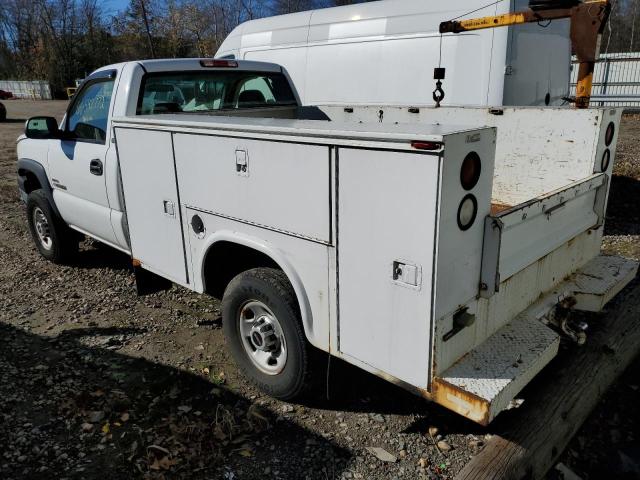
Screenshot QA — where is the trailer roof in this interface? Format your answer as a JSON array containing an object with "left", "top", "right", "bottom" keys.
[{"left": 112, "top": 114, "right": 492, "bottom": 148}]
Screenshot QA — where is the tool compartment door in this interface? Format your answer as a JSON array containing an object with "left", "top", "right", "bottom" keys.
[
  {"left": 337, "top": 148, "right": 439, "bottom": 388},
  {"left": 115, "top": 128, "right": 188, "bottom": 285},
  {"left": 173, "top": 134, "right": 330, "bottom": 243}
]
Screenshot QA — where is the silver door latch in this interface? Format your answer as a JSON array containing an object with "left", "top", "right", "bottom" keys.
[
  {"left": 236, "top": 149, "right": 249, "bottom": 176},
  {"left": 163, "top": 200, "right": 175, "bottom": 217},
  {"left": 392, "top": 260, "right": 420, "bottom": 287}
]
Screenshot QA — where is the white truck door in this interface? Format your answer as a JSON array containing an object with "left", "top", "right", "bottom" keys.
[
  {"left": 337, "top": 148, "right": 439, "bottom": 388},
  {"left": 115, "top": 128, "right": 188, "bottom": 285},
  {"left": 48, "top": 75, "right": 117, "bottom": 244}
]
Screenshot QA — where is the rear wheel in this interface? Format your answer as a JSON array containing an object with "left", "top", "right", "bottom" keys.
[
  {"left": 26, "top": 190, "right": 78, "bottom": 263},
  {"left": 222, "top": 267, "right": 311, "bottom": 400}
]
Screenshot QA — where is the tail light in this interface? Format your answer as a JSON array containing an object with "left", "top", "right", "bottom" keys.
[
  {"left": 601, "top": 149, "right": 611, "bottom": 171},
  {"left": 460, "top": 152, "right": 481, "bottom": 190},
  {"left": 457, "top": 194, "right": 478, "bottom": 231},
  {"left": 604, "top": 122, "right": 615, "bottom": 146}
]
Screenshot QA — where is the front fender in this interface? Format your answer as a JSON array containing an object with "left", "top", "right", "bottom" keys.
[
  {"left": 16, "top": 158, "right": 61, "bottom": 218},
  {"left": 196, "top": 230, "right": 316, "bottom": 348}
]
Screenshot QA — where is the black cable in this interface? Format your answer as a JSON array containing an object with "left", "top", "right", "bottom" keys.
[{"left": 448, "top": 0, "right": 507, "bottom": 22}]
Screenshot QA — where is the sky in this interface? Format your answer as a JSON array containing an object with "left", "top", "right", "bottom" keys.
[{"left": 101, "top": 0, "right": 130, "bottom": 17}]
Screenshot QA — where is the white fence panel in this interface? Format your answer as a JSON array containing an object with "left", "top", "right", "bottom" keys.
[{"left": 0, "top": 80, "right": 52, "bottom": 100}]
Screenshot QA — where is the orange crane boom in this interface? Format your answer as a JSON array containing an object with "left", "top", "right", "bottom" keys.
[{"left": 439, "top": 0, "right": 611, "bottom": 108}]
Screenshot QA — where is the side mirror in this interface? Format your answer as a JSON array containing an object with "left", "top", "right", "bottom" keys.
[{"left": 25, "top": 116, "right": 60, "bottom": 139}]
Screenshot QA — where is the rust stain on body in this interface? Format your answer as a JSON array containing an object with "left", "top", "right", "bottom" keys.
[
  {"left": 491, "top": 201, "right": 512, "bottom": 215},
  {"left": 432, "top": 378, "right": 491, "bottom": 425}
]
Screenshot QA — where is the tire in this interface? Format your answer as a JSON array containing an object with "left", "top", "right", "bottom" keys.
[
  {"left": 222, "top": 267, "right": 311, "bottom": 400},
  {"left": 26, "top": 190, "right": 78, "bottom": 263}
]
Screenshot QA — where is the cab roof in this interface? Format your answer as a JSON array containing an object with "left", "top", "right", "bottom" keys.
[{"left": 91, "top": 58, "right": 283, "bottom": 77}]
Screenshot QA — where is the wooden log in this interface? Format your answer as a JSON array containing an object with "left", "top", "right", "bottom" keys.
[{"left": 455, "top": 279, "right": 640, "bottom": 480}]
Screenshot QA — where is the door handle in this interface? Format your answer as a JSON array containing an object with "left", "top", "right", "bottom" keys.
[{"left": 89, "top": 159, "right": 103, "bottom": 176}]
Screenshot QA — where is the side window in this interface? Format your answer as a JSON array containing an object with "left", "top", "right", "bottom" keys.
[
  {"left": 237, "top": 77, "right": 275, "bottom": 106},
  {"left": 67, "top": 79, "right": 114, "bottom": 144}
]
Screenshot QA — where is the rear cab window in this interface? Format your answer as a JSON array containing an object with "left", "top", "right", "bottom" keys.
[{"left": 136, "top": 71, "right": 297, "bottom": 115}]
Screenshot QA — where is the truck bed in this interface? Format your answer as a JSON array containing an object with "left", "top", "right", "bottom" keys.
[{"left": 112, "top": 106, "right": 636, "bottom": 424}]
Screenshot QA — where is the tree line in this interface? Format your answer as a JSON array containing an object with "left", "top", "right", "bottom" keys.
[
  {"left": 0, "top": 0, "right": 354, "bottom": 96},
  {"left": 0, "top": 0, "right": 638, "bottom": 97}
]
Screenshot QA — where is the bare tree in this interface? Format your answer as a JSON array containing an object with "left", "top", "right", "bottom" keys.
[{"left": 139, "top": 0, "right": 156, "bottom": 58}]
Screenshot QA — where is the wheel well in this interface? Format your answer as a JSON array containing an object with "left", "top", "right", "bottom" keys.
[
  {"left": 18, "top": 169, "right": 42, "bottom": 194},
  {"left": 203, "top": 241, "right": 280, "bottom": 299}
]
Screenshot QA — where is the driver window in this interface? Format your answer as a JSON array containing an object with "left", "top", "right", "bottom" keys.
[{"left": 67, "top": 79, "right": 114, "bottom": 144}]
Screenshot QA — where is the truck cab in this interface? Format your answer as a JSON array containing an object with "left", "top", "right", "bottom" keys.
[{"left": 17, "top": 59, "right": 301, "bottom": 255}]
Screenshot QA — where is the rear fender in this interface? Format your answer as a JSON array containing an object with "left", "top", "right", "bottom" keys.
[{"left": 197, "top": 230, "right": 316, "bottom": 348}]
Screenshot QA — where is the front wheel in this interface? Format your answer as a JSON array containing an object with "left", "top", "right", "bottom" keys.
[
  {"left": 26, "top": 190, "right": 77, "bottom": 263},
  {"left": 222, "top": 268, "right": 311, "bottom": 400}
]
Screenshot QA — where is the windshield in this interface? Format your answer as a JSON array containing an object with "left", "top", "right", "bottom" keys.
[{"left": 137, "top": 70, "right": 297, "bottom": 115}]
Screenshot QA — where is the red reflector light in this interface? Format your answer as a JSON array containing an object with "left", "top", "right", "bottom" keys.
[
  {"left": 200, "top": 59, "right": 238, "bottom": 68},
  {"left": 411, "top": 141, "right": 441, "bottom": 151},
  {"left": 604, "top": 121, "right": 615, "bottom": 146},
  {"left": 460, "top": 151, "right": 481, "bottom": 190}
]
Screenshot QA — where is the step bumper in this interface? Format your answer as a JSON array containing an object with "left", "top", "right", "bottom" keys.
[{"left": 431, "top": 254, "right": 638, "bottom": 425}]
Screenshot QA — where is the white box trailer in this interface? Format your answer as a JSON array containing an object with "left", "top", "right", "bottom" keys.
[
  {"left": 112, "top": 105, "right": 637, "bottom": 425},
  {"left": 215, "top": 0, "right": 572, "bottom": 107}
]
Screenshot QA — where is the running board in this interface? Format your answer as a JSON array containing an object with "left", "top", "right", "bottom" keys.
[{"left": 431, "top": 254, "right": 638, "bottom": 425}]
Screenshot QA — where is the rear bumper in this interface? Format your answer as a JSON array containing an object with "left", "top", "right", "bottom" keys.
[{"left": 432, "top": 253, "right": 638, "bottom": 425}]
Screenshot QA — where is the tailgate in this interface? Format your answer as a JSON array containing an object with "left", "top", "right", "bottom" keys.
[{"left": 480, "top": 173, "right": 607, "bottom": 296}]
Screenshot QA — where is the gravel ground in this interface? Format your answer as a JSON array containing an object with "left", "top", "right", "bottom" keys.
[{"left": 0, "top": 100, "right": 638, "bottom": 480}]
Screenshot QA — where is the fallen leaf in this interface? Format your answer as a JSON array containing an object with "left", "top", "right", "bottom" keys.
[
  {"left": 120, "top": 412, "right": 130, "bottom": 422},
  {"left": 428, "top": 426, "right": 439, "bottom": 437},
  {"left": 102, "top": 422, "right": 110, "bottom": 434},
  {"left": 148, "top": 445, "right": 171, "bottom": 456},
  {"left": 437, "top": 440, "right": 452, "bottom": 452},
  {"left": 365, "top": 446, "right": 397, "bottom": 463},
  {"left": 238, "top": 449, "right": 253, "bottom": 457}
]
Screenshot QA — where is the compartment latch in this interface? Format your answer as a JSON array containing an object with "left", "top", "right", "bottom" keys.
[
  {"left": 392, "top": 261, "right": 420, "bottom": 287},
  {"left": 235, "top": 149, "right": 249, "bottom": 176}
]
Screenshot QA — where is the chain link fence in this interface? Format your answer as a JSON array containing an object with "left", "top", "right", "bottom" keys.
[{"left": 570, "top": 52, "right": 640, "bottom": 109}]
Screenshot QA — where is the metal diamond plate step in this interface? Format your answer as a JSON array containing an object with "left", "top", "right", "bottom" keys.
[
  {"left": 572, "top": 255, "right": 639, "bottom": 312},
  {"left": 433, "top": 314, "right": 559, "bottom": 424},
  {"left": 431, "top": 254, "right": 637, "bottom": 425}
]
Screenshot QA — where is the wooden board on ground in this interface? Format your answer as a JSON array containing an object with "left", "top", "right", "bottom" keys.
[{"left": 455, "top": 278, "right": 640, "bottom": 480}]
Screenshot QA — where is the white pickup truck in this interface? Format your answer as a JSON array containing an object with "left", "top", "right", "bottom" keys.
[{"left": 16, "top": 58, "right": 638, "bottom": 425}]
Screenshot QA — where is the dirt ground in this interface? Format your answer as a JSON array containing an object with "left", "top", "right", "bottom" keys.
[{"left": 0, "top": 100, "right": 638, "bottom": 480}]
